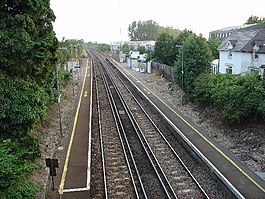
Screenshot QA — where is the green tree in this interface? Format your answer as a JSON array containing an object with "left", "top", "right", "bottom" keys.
[
  {"left": 0, "top": 75, "right": 50, "bottom": 139},
  {"left": 98, "top": 43, "right": 110, "bottom": 52},
  {"left": 0, "top": 139, "right": 40, "bottom": 199},
  {"left": 0, "top": 0, "right": 58, "bottom": 83},
  {"left": 139, "top": 45, "right": 146, "bottom": 54},
  {"left": 174, "top": 34, "right": 212, "bottom": 98},
  {"left": 244, "top": 15, "right": 265, "bottom": 24},
  {"left": 207, "top": 36, "right": 221, "bottom": 60},
  {"left": 153, "top": 32, "right": 176, "bottom": 66},
  {"left": 174, "top": 29, "right": 194, "bottom": 45},
  {"left": 62, "top": 39, "right": 84, "bottom": 60},
  {"left": 160, "top": 26, "right": 181, "bottom": 38},
  {"left": 122, "top": 42, "right": 130, "bottom": 54},
  {"left": 128, "top": 20, "right": 160, "bottom": 41},
  {"left": 128, "top": 20, "right": 181, "bottom": 41}
]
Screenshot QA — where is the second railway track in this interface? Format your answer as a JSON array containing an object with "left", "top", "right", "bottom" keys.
[{"left": 89, "top": 49, "right": 236, "bottom": 199}]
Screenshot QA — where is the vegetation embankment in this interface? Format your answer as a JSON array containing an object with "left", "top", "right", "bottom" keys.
[{"left": 0, "top": 1, "right": 77, "bottom": 198}]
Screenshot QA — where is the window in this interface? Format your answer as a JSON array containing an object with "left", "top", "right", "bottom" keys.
[
  {"left": 250, "top": 68, "right": 259, "bottom": 74},
  {"left": 226, "top": 65, "right": 233, "bottom": 74},
  {"left": 228, "top": 51, "right": 232, "bottom": 59},
  {"left": 252, "top": 53, "right": 259, "bottom": 60}
]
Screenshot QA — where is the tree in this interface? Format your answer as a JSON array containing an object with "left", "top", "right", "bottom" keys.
[
  {"left": 98, "top": 43, "right": 110, "bottom": 52},
  {"left": 244, "top": 15, "right": 265, "bottom": 24},
  {"left": 0, "top": 139, "right": 40, "bottom": 198},
  {"left": 0, "top": 0, "right": 58, "bottom": 83},
  {"left": 128, "top": 20, "right": 160, "bottom": 41},
  {"left": 207, "top": 36, "right": 221, "bottom": 60},
  {"left": 60, "top": 39, "right": 84, "bottom": 62},
  {"left": 174, "top": 34, "right": 212, "bottom": 98},
  {"left": 139, "top": 45, "right": 146, "bottom": 54},
  {"left": 153, "top": 32, "right": 176, "bottom": 66},
  {"left": 122, "top": 42, "right": 130, "bottom": 54},
  {"left": 160, "top": 26, "right": 181, "bottom": 38}
]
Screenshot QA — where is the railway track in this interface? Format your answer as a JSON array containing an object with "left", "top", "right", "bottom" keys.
[
  {"left": 89, "top": 50, "right": 234, "bottom": 199},
  {"left": 93, "top": 57, "right": 139, "bottom": 198},
  {"left": 103, "top": 57, "right": 209, "bottom": 198}
]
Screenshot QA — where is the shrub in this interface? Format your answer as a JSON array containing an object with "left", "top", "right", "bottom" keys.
[
  {"left": 58, "top": 67, "right": 72, "bottom": 87},
  {"left": 193, "top": 73, "right": 265, "bottom": 122},
  {"left": 0, "top": 74, "right": 50, "bottom": 139},
  {"left": 0, "top": 139, "right": 39, "bottom": 199}
]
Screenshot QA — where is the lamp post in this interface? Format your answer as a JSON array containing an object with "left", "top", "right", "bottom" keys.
[
  {"left": 56, "top": 64, "right": 63, "bottom": 136},
  {"left": 181, "top": 47, "right": 184, "bottom": 106},
  {"left": 70, "top": 43, "right": 81, "bottom": 95},
  {"left": 175, "top": 45, "right": 184, "bottom": 106},
  {"left": 70, "top": 44, "right": 75, "bottom": 96},
  {"left": 57, "top": 47, "right": 67, "bottom": 136}
]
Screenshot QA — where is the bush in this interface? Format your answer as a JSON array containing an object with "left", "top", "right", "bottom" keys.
[
  {"left": 0, "top": 74, "right": 50, "bottom": 139},
  {"left": 193, "top": 73, "right": 265, "bottom": 122},
  {"left": 0, "top": 139, "right": 39, "bottom": 199},
  {"left": 58, "top": 67, "right": 72, "bottom": 87}
]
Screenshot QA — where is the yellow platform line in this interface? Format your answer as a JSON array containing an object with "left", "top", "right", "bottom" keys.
[{"left": 59, "top": 65, "right": 88, "bottom": 195}]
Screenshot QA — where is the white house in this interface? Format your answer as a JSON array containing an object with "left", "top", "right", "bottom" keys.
[
  {"left": 218, "top": 26, "right": 265, "bottom": 77},
  {"left": 127, "top": 50, "right": 146, "bottom": 72}
]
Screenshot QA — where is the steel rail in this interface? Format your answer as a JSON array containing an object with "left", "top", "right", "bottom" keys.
[
  {"left": 106, "top": 57, "right": 210, "bottom": 199},
  {"left": 97, "top": 56, "right": 141, "bottom": 199},
  {"left": 93, "top": 58, "right": 108, "bottom": 199},
  {"left": 101, "top": 58, "right": 177, "bottom": 199}
]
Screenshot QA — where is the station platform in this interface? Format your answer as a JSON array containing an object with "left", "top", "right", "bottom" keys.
[{"left": 113, "top": 61, "right": 265, "bottom": 199}]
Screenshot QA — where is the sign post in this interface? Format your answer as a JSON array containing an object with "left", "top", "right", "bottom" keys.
[{"left": 45, "top": 158, "right": 59, "bottom": 190}]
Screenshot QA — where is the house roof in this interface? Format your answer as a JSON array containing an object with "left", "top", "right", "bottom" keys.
[
  {"left": 211, "top": 23, "right": 259, "bottom": 33},
  {"left": 218, "top": 24, "right": 265, "bottom": 53},
  {"left": 241, "top": 29, "right": 265, "bottom": 53}
]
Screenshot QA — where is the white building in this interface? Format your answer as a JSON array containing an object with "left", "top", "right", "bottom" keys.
[
  {"left": 110, "top": 41, "right": 122, "bottom": 51},
  {"left": 127, "top": 51, "right": 146, "bottom": 72},
  {"left": 110, "top": 40, "right": 156, "bottom": 52},
  {"left": 218, "top": 27, "right": 265, "bottom": 76}
]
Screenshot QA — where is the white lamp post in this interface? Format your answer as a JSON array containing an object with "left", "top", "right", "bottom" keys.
[
  {"left": 57, "top": 47, "right": 67, "bottom": 136},
  {"left": 175, "top": 45, "right": 184, "bottom": 106}
]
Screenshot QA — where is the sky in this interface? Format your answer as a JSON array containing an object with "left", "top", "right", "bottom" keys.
[{"left": 50, "top": 0, "right": 265, "bottom": 44}]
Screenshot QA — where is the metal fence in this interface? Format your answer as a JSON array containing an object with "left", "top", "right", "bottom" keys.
[{"left": 151, "top": 61, "right": 174, "bottom": 81}]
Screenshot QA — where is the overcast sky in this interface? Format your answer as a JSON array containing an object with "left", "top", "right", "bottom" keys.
[{"left": 50, "top": 0, "right": 265, "bottom": 43}]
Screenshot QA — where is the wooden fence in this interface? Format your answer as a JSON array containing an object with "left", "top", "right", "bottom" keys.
[{"left": 151, "top": 61, "right": 174, "bottom": 81}]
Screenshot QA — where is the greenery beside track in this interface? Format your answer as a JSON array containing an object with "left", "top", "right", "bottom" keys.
[
  {"left": 193, "top": 73, "right": 265, "bottom": 122},
  {"left": 0, "top": 1, "right": 72, "bottom": 198}
]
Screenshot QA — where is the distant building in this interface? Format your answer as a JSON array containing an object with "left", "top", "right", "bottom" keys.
[
  {"left": 209, "top": 23, "right": 265, "bottom": 40},
  {"left": 110, "top": 40, "right": 156, "bottom": 52},
  {"left": 110, "top": 41, "right": 122, "bottom": 51},
  {"left": 126, "top": 50, "right": 147, "bottom": 72}
]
